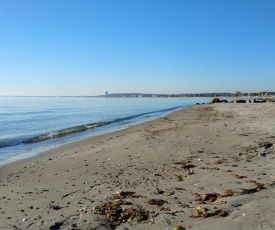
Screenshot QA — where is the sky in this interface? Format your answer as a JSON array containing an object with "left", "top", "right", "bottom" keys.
[{"left": 0, "top": 0, "right": 275, "bottom": 96}]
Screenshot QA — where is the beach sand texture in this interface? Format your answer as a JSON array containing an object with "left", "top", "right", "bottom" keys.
[{"left": 1, "top": 103, "right": 275, "bottom": 230}]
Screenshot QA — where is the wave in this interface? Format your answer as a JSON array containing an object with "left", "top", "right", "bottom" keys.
[
  {"left": 23, "top": 122, "right": 109, "bottom": 144},
  {"left": 1, "top": 106, "right": 183, "bottom": 147}
]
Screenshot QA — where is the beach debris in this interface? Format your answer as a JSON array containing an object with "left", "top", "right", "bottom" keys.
[
  {"left": 197, "top": 192, "right": 222, "bottom": 203},
  {"left": 158, "top": 206, "right": 171, "bottom": 212},
  {"left": 223, "top": 181, "right": 265, "bottom": 196},
  {"left": 246, "top": 179, "right": 258, "bottom": 184},
  {"left": 230, "top": 173, "right": 247, "bottom": 179},
  {"left": 200, "top": 166, "right": 220, "bottom": 170},
  {"left": 213, "top": 159, "right": 225, "bottom": 164},
  {"left": 154, "top": 188, "right": 164, "bottom": 195},
  {"left": 259, "top": 142, "right": 273, "bottom": 149},
  {"left": 48, "top": 204, "right": 62, "bottom": 210},
  {"left": 239, "top": 184, "right": 265, "bottom": 194},
  {"left": 190, "top": 206, "right": 228, "bottom": 218},
  {"left": 164, "top": 190, "right": 175, "bottom": 196},
  {"left": 94, "top": 200, "right": 133, "bottom": 215},
  {"left": 112, "top": 191, "right": 145, "bottom": 199},
  {"left": 175, "top": 187, "right": 186, "bottom": 191},
  {"left": 214, "top": 200, "right": 227, "bottom": 205},
  {"left": 260, "top": 152, "right": 267, "bottom": 157},
  {"left": 243, "top": 145, "right": 258, "bottom": 151},
  {"left": 93, "top": 201, "right": 149, "bottom": 228},
  {"left": 239, "top": 133, "right": 250, "bottom": 136},
  {"left": 190, "top": 206, "right": 207, "bottom": 218},
  {"left": 164, "top": 216, "right": 185, "bottom": 230},
  {"left": 173, "top": 160, "right": 195, "bottom": 170},
  {"left": 223, "top": 189, "right": 239, "bottom": 196},
  {"left": 146, "top": 199, "right": 168, "bottom": 206},
  {"left": 174, "top": 175, "right": 184, "bottom": 181}
]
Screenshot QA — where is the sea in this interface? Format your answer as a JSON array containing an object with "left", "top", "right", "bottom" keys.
[{"left": 0, "top": 96, "right": 212, "bottom": 166}]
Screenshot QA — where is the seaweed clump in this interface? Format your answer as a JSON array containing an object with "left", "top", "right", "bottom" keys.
[
  {"left": 197, "top": 192, "right": 222, "bottom": 203},
  {"left": 146, "top": 199, "right": 168, "bottom": 206},
  {"left": 93, "top": 201, "right": 149, "bottom": 228},
  {"left": 93, "top": 191, "right": 149, "bottom": 228},
  {"left": 190, "top": 206, "right": 228, "bottom": 219},
  {"left": 223, "top": 181, "right": 265, "bottom": 196}
]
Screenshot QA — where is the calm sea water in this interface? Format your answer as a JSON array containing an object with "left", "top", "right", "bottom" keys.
[{"left": 0, "top": 96, "right": 211, "bottom": 166}]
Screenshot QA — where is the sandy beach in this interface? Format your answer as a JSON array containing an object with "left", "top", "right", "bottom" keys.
[{"left": 1, "top": 102, "right": 275, "bottom": 230}]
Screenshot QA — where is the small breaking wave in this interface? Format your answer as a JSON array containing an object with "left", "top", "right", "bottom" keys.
[
  {"left": 23, "top": 122, "right": 109, "bottom": 144},
  {"left": 1, "top": 105, "right": 183, "bottom": 147}
]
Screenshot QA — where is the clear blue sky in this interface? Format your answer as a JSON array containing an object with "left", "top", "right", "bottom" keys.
[{"left": 0, "top": 0, "right": 274, "bottom": 96}]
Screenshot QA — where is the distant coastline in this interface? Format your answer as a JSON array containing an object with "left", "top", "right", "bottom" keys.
[
  {"left": 98, "top": 92, "right": 232, "bottom": 98},
  {"left": 98, "top": 91, "right": 275, "bottom": 98}
]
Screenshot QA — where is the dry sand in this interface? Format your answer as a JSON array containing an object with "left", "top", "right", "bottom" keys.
[{"left": 1, "top": 102, "right": 275, "bottom": 230}]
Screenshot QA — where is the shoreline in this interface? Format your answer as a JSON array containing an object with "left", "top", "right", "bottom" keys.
[
  {"left": 1, "top": 103, "right": 275, "bottom": 229},
  {"left": 0, "top": 104, "right": 190, "bottom": 168}
]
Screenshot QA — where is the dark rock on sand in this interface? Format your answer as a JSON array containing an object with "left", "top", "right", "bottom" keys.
[
  {"left": 253, "top": 99, "right": 266, "bottom": 103},
  {"left": 259, "top": 142, "right": 273, "bottom": 149},
  {"left": 231, "top": 100, "right": 247, "bottom": 103},
  {"left": 212, "top": 98, "right": 220, "bottom": 103}
]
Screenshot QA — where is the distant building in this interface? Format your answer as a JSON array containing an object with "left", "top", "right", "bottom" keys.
[{"left": 105, "top": 91, "right": 108, "bottom": 96}]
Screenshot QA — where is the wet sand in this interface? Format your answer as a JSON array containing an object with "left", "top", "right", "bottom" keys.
[{"left": 1, "top": 103, "right": 275, "bottom": 230}]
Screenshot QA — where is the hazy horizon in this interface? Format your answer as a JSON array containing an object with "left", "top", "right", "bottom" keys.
[{"left": 1, "top": 0, "right": 275, "bottom": 96}]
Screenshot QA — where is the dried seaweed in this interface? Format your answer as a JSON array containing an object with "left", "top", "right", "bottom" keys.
[
  {"left": 230, "top": 173, "right": 247, "bottom": 179},
  {"left": 197, "top": 193, "right": 222, "bottom": 203},
  {"left": 93, "top": 200, "right": 133, "bottom": 215},
  {"left": 239, "top": 183, "right": 265, "bottom": 194},
  {"left": 93, "top": 201, "right": 149, "bottom": 228},
  {"left": 189, "top": 206, "right": 207, "bottom": 218},
  {"left": 190, "top": 206, "right": 228, "bottom": 218},
  {"left": 223, "top": 181, "right": 265, "bottom": 197},
  {"left": 146, "top": 199, "right": 168, "bottom": 206},
  {"left": 112, "top": 191, "right": 146, "bottom": 199},
  {"left": 223, "top": 189, "right": 240, "bottom": 196},
  {"left": 214, "top": 200, "right": 227, "bottom": 205}
]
